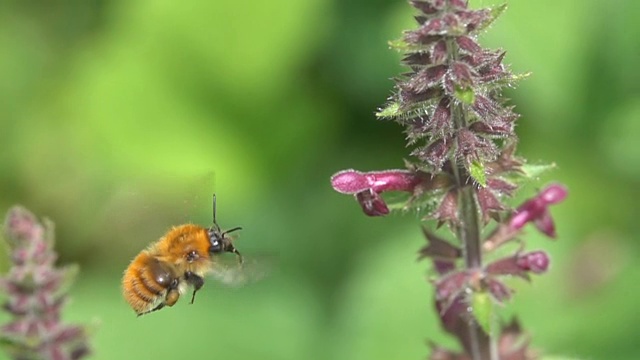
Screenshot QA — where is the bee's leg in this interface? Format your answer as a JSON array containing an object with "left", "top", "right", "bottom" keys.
[
  {"left": 234, "top": 249, "right": 244, "bottom": 265},
  {"left": 165, "top": 277, "right": 180, "bottom": 305},
  {"left": 138, "top": 278, "right": 180, "bottom": 316},
  {"left": 138, "top": 303, "right": 163, "bottom": 317},
  {"left": 165, "top": 288, "right": 180, "bottom": 307},
  {"left": 142, "top": 303, "right": 166, "bottom": 316},
  {"left": 226, "top": 244, "right": 244, "bottom": 264},
  {"left": 184, "top": 271, "right": 204, "bottom": 304}
]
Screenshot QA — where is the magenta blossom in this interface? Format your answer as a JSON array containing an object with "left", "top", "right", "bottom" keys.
[
  {"left": 331, "top": 169, "right": 431, "bottom": 217},
  {"left": 509, "top": 183, "right": 568, "bottom": 237},
  {"left": 331, "top": 169, "right": 424, "bottom": 195}
]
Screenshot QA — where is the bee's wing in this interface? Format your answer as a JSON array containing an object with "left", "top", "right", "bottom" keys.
[{"left": 208, "top": 255, "right": 270, "bottom": 287}]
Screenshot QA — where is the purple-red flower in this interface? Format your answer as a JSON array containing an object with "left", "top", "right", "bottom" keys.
[
  {"left": 331, "top": 169, "right": 424, "bottom": 195},
  {"left": 331, "top": 169, "right": 449, "bottom": 217},
  {"left": 331, "top": 169, "right": 423, "bottom": 216},
  {"left": 509, "top": 184, "right": 568, "bottom": 237}
]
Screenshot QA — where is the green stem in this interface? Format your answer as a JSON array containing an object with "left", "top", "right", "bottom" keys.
[
  {"left": 451, "top": 113, "right": 492, "bottom": 360},
  {"left": 457, "top": 182, "right": 491, "bottom": 360},
  {"left": 446, "top": 33, "right": 493, "bottom": 360},
  {"left": 458, "top": 186, "right": 482, "bottom": 269}
]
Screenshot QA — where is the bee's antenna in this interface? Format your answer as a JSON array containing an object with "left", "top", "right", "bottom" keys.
[{"left": 222, "top": 227, "right": 242, "bottom": 236}]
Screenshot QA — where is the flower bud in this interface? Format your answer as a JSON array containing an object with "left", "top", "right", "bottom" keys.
[
  {"left": 486, "top": 250, "right": 551, "bottom": 279},
  {"left": 540, "top": 183, "right": 568, "bottom": 205},
  {"left": 515, "top": 251, "right": 550, "bottom": 274}
]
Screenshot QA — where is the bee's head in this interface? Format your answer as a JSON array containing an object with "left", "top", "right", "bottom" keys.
[
  {"left": 208, "top": 227, "right": 242, "bottom": 258},
  {"left": 207, "top": 194, "right": 243, "bottom": 263}
]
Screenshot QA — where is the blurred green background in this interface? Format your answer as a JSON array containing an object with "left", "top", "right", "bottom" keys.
[{"left": 1, "top": 0, "right": 638, "bottom": 359}]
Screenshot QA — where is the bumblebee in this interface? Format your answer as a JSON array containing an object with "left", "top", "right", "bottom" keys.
[{"left": 122, "top": 195, "right": 242, "bottom": 316}]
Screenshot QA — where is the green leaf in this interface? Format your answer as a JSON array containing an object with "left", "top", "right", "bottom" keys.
[
  {"left": 376, "top": 102, "right": 401, "bottom": 119},
  {"left": 521, "top": 162, "right": 557, "bottom": 179},
  {"left": 541, "top": 356, "right": 584, "bottom": 360},
  {"left": 509, "top": 71, "right": 532, "bottom": 82},
  {"left": 471, "top": 291, "right": 493, "bottom": 334},
  {"left": 488, "top": 72, "right": 532, "bottom": 89},
  {"left": 475, "top": 4, "right": 508, "bottom": 33},
  {"left": 454, "top": 86, "right": 475, "bottom": 104},
  {"left": 388, "top": 38, "right": 409, "bottom": 51},
  {"left": 388, "top": 38, "right": 427, "bottom": 52},
  {"left": 469, "top": 160, "right": 487, "bottom": 187},
  {"left": 385, "top": 191, "right": 443, "bottom": 216},
  {"left": 503, "top": 162, "right": 557, "bottom": 185}
]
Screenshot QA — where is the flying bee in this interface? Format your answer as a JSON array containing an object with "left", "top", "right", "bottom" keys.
[{"left": 122, "top": 194, "right": 243, "bottom": 316}]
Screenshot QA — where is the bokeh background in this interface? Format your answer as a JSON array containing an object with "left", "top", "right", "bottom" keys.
[{"left": 1, "top": 0, "right": 638, "bottom": 359}]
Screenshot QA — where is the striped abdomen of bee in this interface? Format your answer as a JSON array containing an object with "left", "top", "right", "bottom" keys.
[{"left": 122, "top": 222, "right": 242, "bottom": 316}]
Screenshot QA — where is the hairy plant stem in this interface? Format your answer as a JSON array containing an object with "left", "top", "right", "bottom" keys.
[
  {"left": 447, "top": 33, "right": 492, "bottom": 359},
  {"left": 456, "top": 183, "right": 491, "bottom": 360},
  {"left": 451, "top": 103, "right": 492, "bottom": 359}
]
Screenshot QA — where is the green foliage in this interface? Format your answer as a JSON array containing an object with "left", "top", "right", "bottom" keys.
[
  {"left": 520, "top": 163, "right": 557, "bottom": 179},
  {"left": 469, "top": 160, "right": 488, "bottom": 187},
  {"left": 504, "top": 162, "right": 557, "bottom": 185},
  {"left": 388, "top": 38, "right": 425, "bottom": 52},
  {"left": 477, "top": 4, "right": 509, "bottom": 33},
  {"left": 471, "top": 291, "right": 493, "bottom": 335},
  {"left": 376, "top": 102, "right": 401, "bottom": 119},
  {"left": 455, "top": 86, "right": 476, "bottom": 104}
]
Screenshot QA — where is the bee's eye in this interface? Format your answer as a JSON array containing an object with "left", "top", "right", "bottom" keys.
[
  {"left": 208, "top": 228, "right": 225, "bottom": 253},
  {"left": 209, "top": 238, "right": 222, "bottom": 253}
]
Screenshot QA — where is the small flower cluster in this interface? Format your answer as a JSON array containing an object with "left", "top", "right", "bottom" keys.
[
  {"left": 0, "top": 206, "right": 91, "bottom": 360},
  {"left": 330, "top": 0, "right": 567, "bottom": 359}
]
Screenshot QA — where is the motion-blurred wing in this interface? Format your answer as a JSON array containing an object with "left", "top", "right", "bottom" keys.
[{"left": 208, "top": 255, "right": 269, "bottom": 287}]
